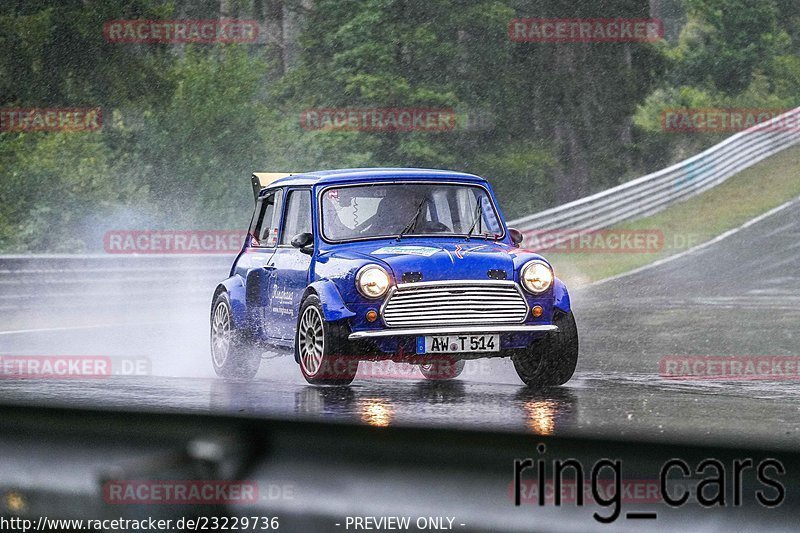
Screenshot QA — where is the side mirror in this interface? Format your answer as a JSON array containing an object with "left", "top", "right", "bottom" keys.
[
  {"left": 291, "top": 232, "right": 314, "bottom": 254},
  {"left": 509, "top": 228, "right": 524, "bottom": 246}
]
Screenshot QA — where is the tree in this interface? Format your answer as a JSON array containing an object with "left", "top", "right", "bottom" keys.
[{"left": 669, "top": 0, "right": 789, "bottom": 94}]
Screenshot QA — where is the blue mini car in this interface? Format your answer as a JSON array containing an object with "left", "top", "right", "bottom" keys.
[{"left": 210, "top": 168, "right": 578, "bottom": 386}]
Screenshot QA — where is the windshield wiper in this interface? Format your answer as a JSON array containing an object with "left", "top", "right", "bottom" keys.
[
  {"left": 396, "top": 199, "right": 427, "bottom": 241},
  {"left": 465, "top": 197, "right": 483, "bottom": 240}
]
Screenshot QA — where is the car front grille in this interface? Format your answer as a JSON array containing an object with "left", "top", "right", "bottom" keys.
[{"left": 381, "top": 280, "right": 529, "bottom": 327}]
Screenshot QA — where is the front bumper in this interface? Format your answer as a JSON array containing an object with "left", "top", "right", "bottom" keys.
[{"left": 348, "top": 324, "right": 557, "bottom": 340}]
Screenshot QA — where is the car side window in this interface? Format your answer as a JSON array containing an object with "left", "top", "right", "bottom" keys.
[
  {"left": 280, "top": 189, "right": 312, "bottom": 245},
  {"left": 253, "top": 189, "right": 283, "bottom": 247}
]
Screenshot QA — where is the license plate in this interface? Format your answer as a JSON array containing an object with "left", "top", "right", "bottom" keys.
[{"left": 417, "top": 334, "right": 500, "bottom": 354}]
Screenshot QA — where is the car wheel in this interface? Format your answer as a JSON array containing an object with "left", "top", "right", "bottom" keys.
[
  {"left": 419, "top": 358, "right": 465, "bottom": 380},
  {"left": 210, "top": 291, "right": 261, "bottom": 379},
  {"left": 296, "top": 295, "right": 358, "bottom": 386},
  {"left": 512, "top": 311, "right": 578, "bottom": 387}
]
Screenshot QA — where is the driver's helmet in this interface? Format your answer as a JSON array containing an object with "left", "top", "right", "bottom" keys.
[{"left": 376, "top": 188, "right": 425, "bottom": 232}]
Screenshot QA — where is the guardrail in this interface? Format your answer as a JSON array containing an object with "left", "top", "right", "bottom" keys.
[
  {"left": 0, "top": 255, "right": 234, "bottom": 312},
  {"left": 507, "top": 107, "right": 800, "bottom": 231}
]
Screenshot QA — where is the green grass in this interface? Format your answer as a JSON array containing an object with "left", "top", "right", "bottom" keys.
[{"left": 543, "top": 144, "right": 800, "bottom": 287}]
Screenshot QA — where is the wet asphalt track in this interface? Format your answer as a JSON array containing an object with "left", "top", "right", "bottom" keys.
[{"left": 0, "top": 199, "right": 798, "bottom": 448}]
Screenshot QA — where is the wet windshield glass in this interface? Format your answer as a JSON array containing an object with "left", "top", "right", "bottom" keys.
[{"left": 320, "top": 183, "right": 502, "bottom": 241}]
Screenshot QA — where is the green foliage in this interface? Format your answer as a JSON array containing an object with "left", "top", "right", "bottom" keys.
[
  {"left": 673, "top": 0, "right": 789, "bottom": 95},
  {"left": 0, "top": 131, "right": 136, "bottom": 252},
  {"left": 471, "top": 141, "right": 557, "bottom": 217},
  {"left": 633, "top": 0, "right": 800, "bottom": 160},
  {"left": 0, "top": 0, "right": 175, "bottom": 107},
  {"left": 131, "top": 46, "right": 275, "bottom": 227}
]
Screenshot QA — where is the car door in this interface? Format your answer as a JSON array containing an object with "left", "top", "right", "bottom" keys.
[
  {"left": 267, "top": 188, "right": 313, "bottom": 342},
  {"left": 237, "top": 189, "right": 283, "bottom": 340}
]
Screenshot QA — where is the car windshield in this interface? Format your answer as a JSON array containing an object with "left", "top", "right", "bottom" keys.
[{"left": 320, "top": 183, "right": 503, "bottom": 241}]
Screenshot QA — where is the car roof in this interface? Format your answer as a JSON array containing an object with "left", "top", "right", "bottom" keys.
[{"left": 259, "top": 168, "right": 488, "bottom": 190}]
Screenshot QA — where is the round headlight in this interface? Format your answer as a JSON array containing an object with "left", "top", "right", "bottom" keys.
[
  {"left": 356, "top": 265, "right": 391, "bottom": 299},
  {"left": 521, "top": 261, "right": 553, "bottom": 294}
]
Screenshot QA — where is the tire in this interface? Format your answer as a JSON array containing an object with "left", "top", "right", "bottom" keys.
[
  {"left": 210, "top": 292, "right": 261, "bottom": 379},
  {"left": 512, "top": 311, "right": 578, "bottom": 387},
  {"left": 419, "top": 358, "right": 465, "bottom": 380},
  {"left": 296, "top": 295, "right": 358, "bottom": 386}
]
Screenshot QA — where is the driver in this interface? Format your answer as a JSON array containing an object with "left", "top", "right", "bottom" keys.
[
  {"left": 344, "top": 186, "right": 451, "bottom": 237},
  {"left": 375, "top": 190, "right": 426, "bottom": 234}
]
